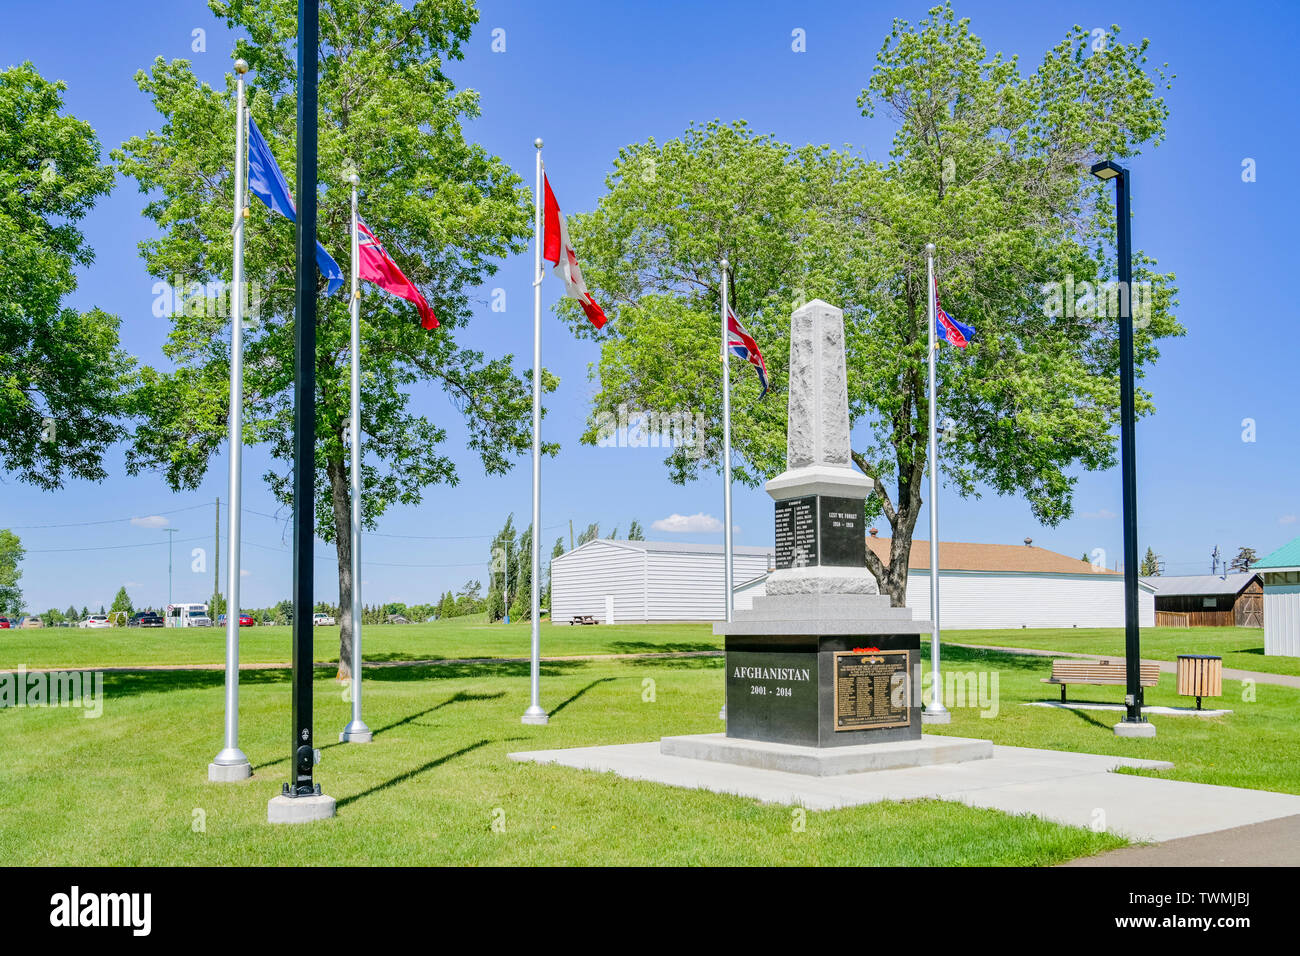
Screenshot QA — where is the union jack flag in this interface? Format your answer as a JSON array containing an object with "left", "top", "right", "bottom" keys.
[{"left": 727, "top": 307, "right": 769, "bottom": 398}]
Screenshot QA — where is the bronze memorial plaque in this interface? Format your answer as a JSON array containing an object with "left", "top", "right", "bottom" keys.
[{"left": 833, "top": 649, "right": 911, "bottom": 731}]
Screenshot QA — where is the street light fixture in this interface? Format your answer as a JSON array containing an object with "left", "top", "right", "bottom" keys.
[{"left": 1090, "top": 159, "right": 1154, "bottom": 738}]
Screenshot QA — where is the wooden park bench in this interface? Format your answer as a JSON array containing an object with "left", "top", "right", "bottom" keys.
[
  {"left": 571, "top": 615, "right": 598, "bottom": 626},
  {"left": 1041, "top": 658, "right": 1161, "bottom": 701}
]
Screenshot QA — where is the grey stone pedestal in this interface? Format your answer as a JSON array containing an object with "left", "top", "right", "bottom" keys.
[
  {"left": 1113, "top": 720, "right": 1157, "bottom": 738},
  {"left": 208, "top": 760, "right": 252, "bottom": 782},
  {"left": 267, "top": 793, "right": 336, "bottom": 823}
]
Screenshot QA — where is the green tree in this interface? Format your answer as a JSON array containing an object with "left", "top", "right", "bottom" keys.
[
  {"left": 1230, "top": 547, "right": 1258, "bottom": 572},
  {"left": 44, "top": 608, "right": 64, "bottom": 627},
  {"left": 65, "top": 604, "right": 79, "bottom": 623},
  {"left": 0, "top": 64, "right": 136, "bottom": 490},
  {"left": 487, "top": 514, "right": 517, "bottom": 622},
  {"left": 114, "top": 0, "right": 550, "bottom": 677},
  {"left": 454, "top": 579, "right": 482, "bottom": 617},
  {"left": 577, "top": 522, "right": 599, "bottom": 546},
  {"left": 545, "top": 536, "right": 564, "bottom": 609},
  {"left": 562, "top": 6, "right": 1180, "bottom": 605},
  {"left": 111, "top": 586, "right": 135, "bottom": 617},
  {"left": 0, "top": 530, "right": 22, "bottom": 618},
  {"left": 510, "top": 523, "right": 533, "bottom": 621},
  {"left": 1140, "top": 547, "right": 1160, "bottom": 576},
  {"left": 627, "top": 520, "right": 644, "bottom": 541},
  {"left": 80, "top": 605, "right": 89, "bottom": 620}
]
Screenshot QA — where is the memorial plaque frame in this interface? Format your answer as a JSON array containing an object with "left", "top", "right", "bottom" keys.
[{"left": 832, "top": 649, "right": 912, "bottom": 732}]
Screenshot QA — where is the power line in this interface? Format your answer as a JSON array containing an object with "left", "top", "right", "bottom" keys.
[
  {"left": 6, "top": 501, "right": 212, "bottom": 530},
  {"left": 24, "top": 535, "right": 209, "bottom": 554}
]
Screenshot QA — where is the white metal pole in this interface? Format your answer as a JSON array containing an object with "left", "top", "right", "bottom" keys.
[
  {"left": 210, "top": 60, "right": 252, "bottom": 779},
  {"left": 719, "top": 257, "right": 734, "bottom": 723},
  {"left": 522, "top": 138, "right": 548, "bottom": 725},
  {"left": 341, "top": 171, "right": 371, "bottom": 743},
  {"left": 923, "top": 243, "right": 949, "bottom": 722},
  {"left": 721, "top": 258, "right": 734, "bottom": 625}
]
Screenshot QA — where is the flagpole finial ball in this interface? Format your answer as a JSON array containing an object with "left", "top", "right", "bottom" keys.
[
  {"left": 925, "top": 242, "right": 936, "bottom": 256},
  {"left": 534, "top": 138, "right": 544, "bottom": 149},
  {"left": 721, "top": 258, "right": 729, "bottom": 271},
  {"left": 347, "top": 173, "right": 359, "bottom": 187},
  {"left": 234, "top": 59, "right": 249, "bottom": 75}
]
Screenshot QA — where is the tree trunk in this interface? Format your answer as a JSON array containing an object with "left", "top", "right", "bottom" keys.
[{"left": 327, "top": 454, "right": 354, "bottom": 680}]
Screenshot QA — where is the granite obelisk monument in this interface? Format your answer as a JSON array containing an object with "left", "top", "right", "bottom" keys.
[{"left": 716, "top": 300, "right": 930, "bottom": 747}]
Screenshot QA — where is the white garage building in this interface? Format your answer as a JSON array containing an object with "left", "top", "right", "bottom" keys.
[
  {"left": 551, "top": 536, "right": 1155, "bottom": 628},
  {"left": 549, "top": 539, "right": 774, "bottom": 623},
  {"left": 1256, "top": 536, "right": 1300, "bottom": 656}
]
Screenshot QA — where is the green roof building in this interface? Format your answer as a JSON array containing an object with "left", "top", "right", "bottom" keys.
[{"left": 1257, "top": 536, "right": 1300, "bottom": 656}]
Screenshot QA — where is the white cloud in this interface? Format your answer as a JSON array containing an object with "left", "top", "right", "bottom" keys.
[
  {"left": 651, "top": 512, "right": 723, "bottom": 534},
  {"left": 1281, "top": 514, "right": 1297, "bottom": 525},
  {"left": 1081, "top": 508, "right": 1117, "bottom": 520},
  {"left": 240, "top": 569, "right": 251, "bottom": 577},
  {"left": 130, "top": 515, "right": 170, "bottom": 529}
]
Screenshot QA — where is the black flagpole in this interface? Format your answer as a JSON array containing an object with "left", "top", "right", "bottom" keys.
[{"left": 288, "top": 0, "right": 320, "bottom": 798}]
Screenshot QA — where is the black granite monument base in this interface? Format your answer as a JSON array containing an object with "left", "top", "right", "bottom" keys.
[{"left": 725, "top": 633, "right": 922, "bottom": 748}]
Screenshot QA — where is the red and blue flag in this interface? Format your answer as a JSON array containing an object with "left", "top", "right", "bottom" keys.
[
  {"left": 934, "top": 277, "right": 974, "bottom": 348},
  {"left": 727, "top": 307, "right": 769, "bottom": 398}
]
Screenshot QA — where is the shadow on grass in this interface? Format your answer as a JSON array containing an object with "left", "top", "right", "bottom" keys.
[
  {"left": 335, "top": 738, "right": 494, "bottom": 809},
  {"left": 365, "top": 659, "right": 587, "bottom": 683},
  {"left": 99, "top": 667, "right": 291, "bottom": 702},
  {"left": 549, "top": 678, "right": 615, "bottom": 718},
  {"left": 603, "top": 641, "right": 721, "bottom": 655},
  {"left": 614, "top": 655, "right": 722, "bottom": 670},
  {"left": 933, "top": 644, "right": 1054, "bottom": 673}
]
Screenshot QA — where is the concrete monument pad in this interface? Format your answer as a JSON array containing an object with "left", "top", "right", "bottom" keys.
[
  {"left": 660, "top": 732, "right": 992, "bottom": 776},
  {"left": 508, "top": 740, "right": 1300, "bottom": 842}
]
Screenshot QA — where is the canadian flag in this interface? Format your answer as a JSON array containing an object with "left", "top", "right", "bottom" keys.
[{"left": 542, "top": 173, "right": 607, "bottom": 329}]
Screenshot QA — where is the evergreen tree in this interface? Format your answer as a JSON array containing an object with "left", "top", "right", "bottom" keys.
[
  {"left": 627, "top": 520, "right": 645, "bottom": 541},
  {"left": 111, "top": 586, "right": 134, "bottom": 616},
  {"left": 1139, "top": 547, "right": 1160, "bottom": 576},
  {"left": 510, "top": 524, "right": 534, "bottom": 621},
  {"left": 1230, "top": 547, "right": 1258, "bottom": 572}
]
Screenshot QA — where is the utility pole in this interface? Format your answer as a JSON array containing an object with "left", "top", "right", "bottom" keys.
[
  {"left": 1211, "top": 545, "right": 1221, "bottom": 575},
  {"left": 569, "top": 519, "right": 574, "bottom": 552},
  {"left": 214, "top": 497, "right": 220, "bottom": 616},
  {"left": 163, "top": 528, "right": 179, "bottom": 613}
]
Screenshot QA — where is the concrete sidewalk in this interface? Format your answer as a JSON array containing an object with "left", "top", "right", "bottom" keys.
[
  {"left": 510, "top": 736, "right": 1300, "bottom": 843},
  {"left": 1063, "top": 814, "right": 1300, "bottom": 866}
]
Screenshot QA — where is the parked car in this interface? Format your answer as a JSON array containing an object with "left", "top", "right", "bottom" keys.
[
  {"left": 188, "top": 614, "right": 213, "bottom": 627},
  {"left": 0, "top": 617, "right": 10, "bottom": 629},
  {"left": 80, "top": 615, "right": 111, "bottom": 629},
  {"left": 19, "top": 616, "right": 44, "bottom": 629},
  {"left": 138, "top": 612, "right": 163, "bottom": 628},
  {"left": 312, "top": 612, "right": 336, "bottom": 626},
  {"left": 216, "top": 614, "right": 256, "bottom": 627}
]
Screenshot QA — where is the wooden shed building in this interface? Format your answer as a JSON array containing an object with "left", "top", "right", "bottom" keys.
[{"left": 1140, "top": 573, "right": 1263, "bottom": 627}]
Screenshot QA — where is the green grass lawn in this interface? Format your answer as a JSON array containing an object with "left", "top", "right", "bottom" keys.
[
  {"left": 4, "top": 622, "right": 1296, "bottom": 865},
  {"left": 0, "top": 653, "right": 1124, "bottom": 866},
  {"left": 921, "top": 645, "right": 1300, "bottom": 794},
  {"left": 946, "top": 625, "right": 1300, "bottom": 677},
  {"left": 0, "top": 617, "right": 722, "bottom": 671}
]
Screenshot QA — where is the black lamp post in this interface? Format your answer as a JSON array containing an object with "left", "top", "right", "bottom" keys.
[
  {"left": 289, "top": 0, "right": 321, "bottom": 796},
  {"left": 1090, "top": 159, "right": 1152, "bottom": 735}
]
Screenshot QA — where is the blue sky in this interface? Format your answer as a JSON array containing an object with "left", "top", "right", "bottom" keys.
[{"left": 3, "top": 0, "right": 1298, "bottom": 615}]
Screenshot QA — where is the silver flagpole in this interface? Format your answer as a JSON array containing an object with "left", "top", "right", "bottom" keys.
[
  {"left": 522, "top": 138, "right": 548, "bottom": 725},
  {"left": 341, "top": 171, "right": 371, "bottom": 743},
  {"left": 209, "top": 59, "right": 253, "bottom": 781},
  {"left": 923, "top": 242, "right": 949, "bottom": 723},
  {"left": 719, "top": 257, "right": 733, "bottom": 721}
]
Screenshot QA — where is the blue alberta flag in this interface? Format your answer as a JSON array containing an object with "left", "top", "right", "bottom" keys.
[{"left": 247, "top": 117, "right": 344, "bottom": 296}]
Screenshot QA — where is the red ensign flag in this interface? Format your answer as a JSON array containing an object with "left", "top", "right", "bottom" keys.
[{"left": 357, "top": 221, "right": 438, "bottom": 329}]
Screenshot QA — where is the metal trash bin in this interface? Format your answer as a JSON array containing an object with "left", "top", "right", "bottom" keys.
[{"left": 1176, "top": 654, "right": 1223, "bottom": 710}]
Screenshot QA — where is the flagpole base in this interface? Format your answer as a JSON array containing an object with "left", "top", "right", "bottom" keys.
[
  {"left": 208, "top": 747, "right": 252, "bottom": 782},
  {"left": 521, "top": 704, "right": 549, "bottom": 726},
  {"left": 922, "top": 703, "right": 951, "bottom": 725},
  {"left": 340, "top": 719, "right": 373, "bottom": 743}
]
